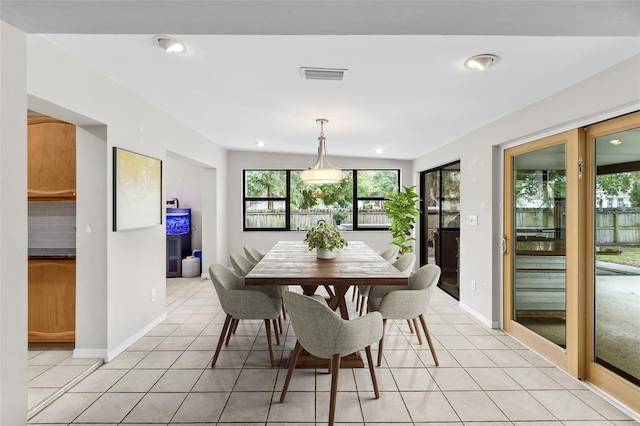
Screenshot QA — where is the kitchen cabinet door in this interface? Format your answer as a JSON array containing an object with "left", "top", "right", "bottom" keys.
[
  {"left": 28, "top": 259, "right": 75, "bottom": 343},
  {"left": 28, "top": 115, "right": 76, "bottom": 200}
]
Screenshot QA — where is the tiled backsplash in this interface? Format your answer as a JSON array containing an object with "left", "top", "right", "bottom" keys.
[{"left": 28, "top": 201, "right": 76, "bottom": 249}]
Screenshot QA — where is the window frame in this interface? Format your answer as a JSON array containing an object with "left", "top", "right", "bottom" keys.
[{"left": 242, "top": 168, "right": 400, "bottom": 231}]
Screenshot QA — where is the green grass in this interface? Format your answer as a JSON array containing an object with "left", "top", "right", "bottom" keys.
[{"left": 596, "top": 246, "right": 640, "bottom": 268}]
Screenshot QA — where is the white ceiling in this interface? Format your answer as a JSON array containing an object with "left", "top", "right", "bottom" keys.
[{"left": 3, "top": 1, "right": 639, "bottom": 160}]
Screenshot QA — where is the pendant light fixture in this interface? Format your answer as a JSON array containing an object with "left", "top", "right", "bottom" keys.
[{"left": 301, "top": 119, "right": 343, "bottom": 184}]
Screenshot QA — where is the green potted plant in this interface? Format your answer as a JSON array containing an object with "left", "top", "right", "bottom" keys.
[
  {"left": 384, "top": 185, "right": 421, "bottom": 255},
  {"left": 304, "top": 219, "right": 348, "bottom": 259},
  {"left": 332, "top": 209, "right": 348, "bottom": 225}
]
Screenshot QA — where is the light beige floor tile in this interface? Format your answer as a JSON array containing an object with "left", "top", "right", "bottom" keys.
[
  {"left": 486, "top": 390, "right": 556, "bottom": 421},
  {"left": 27, "top": 387, "right": 58, "bottom": 410},
  {"left": 467, "top": 335, "right": 512, "bottom": 350},
  {"left": 560, "top": 422, "right": 617, "bottom": 425},
  {"left": 209, "top": 349, "right": 249, "bottom": 368},
  {"left": 515, "top": 349, "right": 555, "bottom": 367},
  {"left": 192, "top": 368, "right": 241, "bottom": 392},
  {"left": 170, "top": 392, "right": 229, "bottom": 423},
  {"left": 466, "top": 367, "right": 522, "bottom": 390},
  {"left": 233, "top": 368, "right": 278, "bottom": 391},
  {"left": 316, "top": 391, "right": 364, "bottom": 423},
  {"left": 268, "top": 391, "right": 316, "bottom": 423},
  {"left": 74, "top": 392, "right": 144, "bottom": 423},
  {"left": 496, "top": 334, "right": 528, "bottom": 349},
  {"left": 449, "top": 349, "right": 498, "bottom": 367},
  {"left": 28, "top": 366, "right": 91, "bottom": 388},
  {"left": 429, "top": 324, "right": 463, "bottom": 336},
  {"left": 121, "top": 392, "right": 186, "bottom": 423},
  {"left": 58, "top": 357, "right": 102, "bottom": 366},
  {"left": 275, "top": 366, "right": 317, "bottom": 393},
  {"left": 453, "top": 323, "right": 493, "bottom": 335},
  {"left": 128, "top": 336, "right": 165, "bottom": 351},
  {"left": 359, "top": 391, "right": 412, "bottom": 423},
  {"left": 170, "top": 323, "right": 207, "bottom": 337},
  {"left": 219, "top": 391, "right": 272, "bottom": 423},
  {"left": 444, "top": 390, "right": 508, "bottom": 422},
  {"left": 416, "top": 349, "right": 458, "bottom": 367},
  {"left": 530, "top": 390, "right": 607, "bottom": 420},
  {"left": 390, "top": 367, "right": 439, "bottom": 391},
  {"left": 29, "top": 392, "right": 101, "bottom": 424},
  {"left": 316, "top": 368, "right": 357, "bottom": 391},
  {"left": 155, "top": 336, "right": 196, "bottom": 350},
  {"left": 186, "top": 336, "right": 217, "bottom": 351},
  {"left": 483, "top": 349, "right": 533, "bottom": 367},
  {"left": 571, "top": 389, "right": 634, "bottom": 421},
  {"left": 380, "top": 349, "right": 425, "bottom": 367},
  {"left": 428, "top": 367, "right": 481, "bottom": 390},
  {"left": 504, "top": 367, "right": 565, "bottom": 390},
  {"left": 28, "top": 350, "right": 73, "bottom": 366},
  {"left": 109, "top": 369, "right": 165, "bottom": 392},
  {"left": 171, "top": 350, "right": 212, "bottom": 369},
  {"left": 146, "top": 323, "right": 180, "bottom": 336},
  {"left": 101, "top": 350, "right": 148, "bottom": 369},
  {"left": 68, "top": 369, "right": 127, "bottom": 392},
  {"left": 512, "top": 422, "right": 563, "bottom": 426},
  {"left": 540, "top": 367, "right": 586, "bottom": 389},
  {"left": 135, "top": 351, "right": 182, "bottom": 369},
  {"left": 150, "top": 369, "right": 202, "bottom": 392},
  {"left": 28, "top": 365, "right": 51, "bottom": 381},
  {"left": 436, "top": 335, "right": 477, "bottom": 349},
  {"left": 402, "top": 391, "right": 460, "bottom": 422},
  {"left": 244, "top": 349, "right": 285, "bottom": 368},
  {"left": 442, "top": 313, "right": 479, "bottom": 324}
]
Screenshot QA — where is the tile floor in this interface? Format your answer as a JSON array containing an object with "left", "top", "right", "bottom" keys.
[
  {"left": 28, "top": 276, "right": 639, "bottom": 425},
  {"left": 27, "top": 349, "right": 103, "bottom": 419}
]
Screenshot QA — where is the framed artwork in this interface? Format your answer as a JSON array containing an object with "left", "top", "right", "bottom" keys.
[{"left": 113, "top": 147, "right": 162, "bottom": 231}]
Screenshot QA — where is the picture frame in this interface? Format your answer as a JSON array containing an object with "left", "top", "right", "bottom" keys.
[{"left": 113, "top": 147, "right": 162, "bottom": 231}]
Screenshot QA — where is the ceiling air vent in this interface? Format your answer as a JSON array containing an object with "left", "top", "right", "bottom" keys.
[{"left": 300, "top": 67, "right": 348, "bottom": 81}]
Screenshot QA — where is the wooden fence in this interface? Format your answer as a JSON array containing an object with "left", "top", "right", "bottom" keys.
[
  {"left": 516, "top": 208, "right": 640, "bottom": 244},
  {"left": 245, "top": 209, "right": 389, "bottom": 230}
]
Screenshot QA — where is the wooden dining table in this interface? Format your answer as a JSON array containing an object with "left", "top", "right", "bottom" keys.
[{"left": 245, "top": 240, "right": 408, "bottom": 367}]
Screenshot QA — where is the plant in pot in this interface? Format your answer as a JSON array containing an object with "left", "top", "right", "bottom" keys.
[
  {"left": 332, "top": 209, "right": 348, "bottom": 225},
  {"left": 384, "top": 185, "right": 421, "bottom": 255},
  {"left": 304, "top": 219, "right": 348, "bottom": 259}
]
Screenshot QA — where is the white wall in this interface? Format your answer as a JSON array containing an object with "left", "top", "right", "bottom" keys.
[
  {"left": 0, "top": 21, "right": 28, "bottom": 426},
  {"left": 226, "top": 150, "right": 412, "bottom": 265},
  {"left": 165, "top": 155, "right": 204, "bottom": 251},
  {"left": 413, "top": 54, "right": 640, "bottom": 327},
  {"left": 23, "top": 34, "right": 228, "bottom": 361}
]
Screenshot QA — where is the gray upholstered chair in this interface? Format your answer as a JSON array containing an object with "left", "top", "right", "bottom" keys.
[
  {"left": 229, "top": 252, "right": 256, "bottom": 277},
  {"left": 357, "top": 252, "right": 416, "bottom": 316},
  {"left": 379, "top": 245, "right": 399, "bottom": 262},
  {"left": 367, "top": 264, "right": 441, "bottom": 367},
  {"left": 209, "top": 264, "right": 282, "bottom": 367},
  {"left": 243, "top": 245, "right": 265, "bottom": 263},
  {"left": 280, "top": 290, "right": 383, "bottom": 426}
]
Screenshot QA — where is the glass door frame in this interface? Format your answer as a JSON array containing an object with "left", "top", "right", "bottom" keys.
[
  {"left": 584, "top": 111, "right": 640, "bottom": 411},
  {"left": 503, "top": 129, "right": 586, "bottom": 375}
]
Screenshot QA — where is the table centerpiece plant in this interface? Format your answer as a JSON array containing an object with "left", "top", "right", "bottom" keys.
[{"left": 304, "top": 219, "right": 348, "bottom": 259}]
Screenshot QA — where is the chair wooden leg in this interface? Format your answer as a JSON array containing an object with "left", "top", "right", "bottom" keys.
[
  {"left": 329, "top": 354, "right": 341, "bottom": 426},
  {"left": 278, "top": 315, "right": 283, "bottom": 334},
  {"left": 358, "top": 295, "right": 365, "bottom": 316},
  {"left": 351, "top": 286, "right": 358, "bottom": 302},
  {"left": 281, "top": 297, "right": 287, "bottom": 320},
  {"left": 280, "top": 340, "right": 302, "bottom": 402},
  {"left": 273, "top": 319, "right": 281, "bottom": 345},
  {"left": 233, "top": 318, "right": 240, "bottom": 333},
  {"left": 407, "top": 319, "right": 415, "bottom": 334},
  {"left": 365, "top": 346, "right": 380, "bottom": 399},
  {"left": 377, "top": 319, "right": 387, "bottom": 367},
  {"left": 225, "top": 319, "right": 238, "bottom": 345},
  {"left": 419, "top": 314, "right": 439, "bottom": 366},
  {"left": 413, "top": 318, "right": 423, "bottom": 345},
  {"left": 265, "top": 319, "right": 275, "bottom": 367},
  {"left": 212, "top": 314, "right": 232, "bottom": 367}
]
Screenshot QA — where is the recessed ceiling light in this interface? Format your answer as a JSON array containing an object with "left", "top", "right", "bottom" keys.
[
  {"left": 375, "top": 148, "right": 384, "bottom": 155},
  {"left": 256, "top": 141, "right": 265, "bottom": 147},
  {"left": 464, "top": 54, "right": 499, "bottom": 71},
  {"left": 152, "top": 35, "right": 186, "bottom": 53},
  {"left": 609, "top": 139, "right": 622, "bottom": 145}
]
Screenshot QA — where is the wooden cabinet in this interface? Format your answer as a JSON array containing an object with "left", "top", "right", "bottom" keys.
[
  {"left": 28, "top": 259, "right": 75, "bottom": 343},
  {"left": 28, "top": 115, "right": 76, "bottom": 200}
]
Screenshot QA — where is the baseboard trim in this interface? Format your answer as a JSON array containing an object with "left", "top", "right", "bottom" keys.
[
  {"left": 105, "top": 312, "right": 167, "bottom": 362},
  {"left": 458, "top": 301, "right": 498, "bottom": 329}
]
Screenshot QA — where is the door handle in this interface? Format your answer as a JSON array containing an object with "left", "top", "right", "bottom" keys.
[{"left": 501, "top": 235, "right": 507, "bottom": 254}]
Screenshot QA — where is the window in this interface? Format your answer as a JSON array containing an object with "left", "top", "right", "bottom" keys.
[{"left": 243, "top": 169, "right": 400, "bottom": 231}]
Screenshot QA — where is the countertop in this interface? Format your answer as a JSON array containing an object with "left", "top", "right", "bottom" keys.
[{"left": 28, "top": 248, "right": 76, "bottom": 259}]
